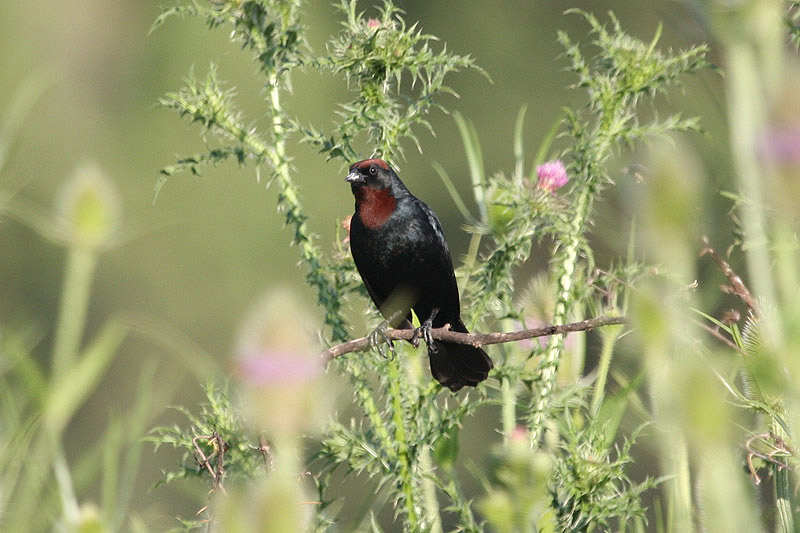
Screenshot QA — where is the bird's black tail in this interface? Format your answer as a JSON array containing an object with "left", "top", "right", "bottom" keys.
[{"left": 428, "top": 320, "right": 493, "bottom": 392}]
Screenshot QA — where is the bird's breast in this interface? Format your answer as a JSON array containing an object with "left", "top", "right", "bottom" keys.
[{"left": 355, "top": 187, "right": 397, "bottom": 229}]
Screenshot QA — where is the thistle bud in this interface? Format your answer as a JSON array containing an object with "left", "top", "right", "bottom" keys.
[
  {"left": 74, "top": 503, "right": 106, "bottom": 533},
  {"left": 55, "top": 162, "right": 120, "bottom": 249}
]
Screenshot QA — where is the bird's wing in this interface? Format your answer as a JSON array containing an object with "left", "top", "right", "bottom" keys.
[
  {"left": 418, "top": 201, "right": 451, "bottom": 254},
  {"left": 360, "top": 273, "right": 384, "bottom": 310},
  {"left": 417, "top": 200, "right": 461, "bottom": 310},
  {"left": 358, "top": 257, "right": 414, "bottom": 330}
]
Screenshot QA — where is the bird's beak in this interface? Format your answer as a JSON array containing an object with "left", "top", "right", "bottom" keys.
[{"left": 345, "top": 171, "right": 364, "bottom": 184}]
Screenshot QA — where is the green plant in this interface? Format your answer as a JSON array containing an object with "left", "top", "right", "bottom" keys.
[
  {"left": 0, "top": 79, "right": 218, "bottom": 533},
  {"left": 148, "top": 1, "right": 800, "bottom": 532},
  {"left": 0, "top": 160, "right": 166, "bottom": 531}
]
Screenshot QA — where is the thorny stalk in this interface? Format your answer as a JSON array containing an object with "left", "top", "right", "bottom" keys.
[{"left": 193, "top": 432, "right": 228, "bottom": 494}]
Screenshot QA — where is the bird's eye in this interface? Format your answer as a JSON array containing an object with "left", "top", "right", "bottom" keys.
[{"left": 369, "top": 166, "right": 377, "bottom": 175}]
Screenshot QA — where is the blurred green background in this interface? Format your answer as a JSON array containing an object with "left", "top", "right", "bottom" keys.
[{"left": 0, "top": 0, "right": 731, "bottom": 527}]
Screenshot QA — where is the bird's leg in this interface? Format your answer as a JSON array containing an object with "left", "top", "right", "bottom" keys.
[
  {"left": 367, "top": 321, "right": 394, "bottom": 358},
  {"left": 412, "top": 308, "right": 439, "bottom": 353},
  {"left": 367, "top": 309, "right": 404, "bottom": 358}
]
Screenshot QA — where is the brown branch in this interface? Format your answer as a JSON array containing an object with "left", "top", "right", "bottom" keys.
[
  {"left": 322, "top": 315, "right": 626, "bottom": 361},
  {"left": 192, "top": 432, "right": 228, "bottom": 495},
  {"left": 744, "top": 431, "right": 792, "bottom": 485},
  {"left": 700, "top": 237, "right": 759, "bottom": 315},
  {"left": 693, "top": 318, "right": 743, "bottom": 353},
  {"left": 257, "top": 436, "right": 274, "bottom": 475}
]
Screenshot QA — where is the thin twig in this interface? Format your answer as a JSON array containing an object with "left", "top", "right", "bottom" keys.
[
  {"left": 213, "top": 431, "right": 227, "bottom": 493},
  {"left": 700, "top": 237, "right": 759, "bottom": 314},
  {"left": 257, "top": 436, "right": 274, "bottom": 475},
  {"left": 322, "top": 315, "right": 626, "bottom": 360},
  {"left": 692, "top": 318, "right": 743, "bottom": 353},
  {"left": 192, "top": 436, "right": 217, "bottom": 480},
  {"left": 192, "top": 433, "right": 228, "bottom": 495},
  {"left": 744, "top": 431, "right": 792, "bottom": 485}
]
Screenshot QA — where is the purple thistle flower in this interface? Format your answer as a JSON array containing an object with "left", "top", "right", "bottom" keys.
[
  {"left": 760, "top": 125, "right": 800, "bottom": 164},
  {"left": 236, "top": 349, "right": 322, "bottom": 386},
  {"left": 536, "top": 160, "right": 568, "bottom": 193}
]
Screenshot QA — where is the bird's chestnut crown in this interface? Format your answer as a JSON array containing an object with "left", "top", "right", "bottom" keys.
[{"left": 346, "top": 158, "right": 393, "bottom": 189}]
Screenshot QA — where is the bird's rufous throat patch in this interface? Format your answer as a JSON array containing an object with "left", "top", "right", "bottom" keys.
[{"left": 356, "top": 186, "right": 396, "bottom": 228}]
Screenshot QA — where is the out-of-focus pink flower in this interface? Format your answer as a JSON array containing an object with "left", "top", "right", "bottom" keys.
[
  {"left": 236, "top": 349, "right": 322, "bottom": 386},
  {"left": 536, "top": 160, "right": 568, "bottom": 193},
  {"left": 367, "top": 18, "right": 381, "bottom": 29},
  {"left": 510, "top": 425, "right": 529, "bottom": 443},
  {"left": 518, "top": 317, "right": 578, "bottom": 352},
  {"left": 233, "top": 289, "right": 330, "bottom": 437},
  {"left": 760, "top": 125, "right": 800, "bottom": 164}
]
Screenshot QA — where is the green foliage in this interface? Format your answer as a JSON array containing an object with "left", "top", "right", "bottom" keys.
[
  {"left": 150, "top": 6, "right": 490, "bottom": 526},
  {"left": 0, "top": 150, "right": 181, "bottom": 530},
  {"left": 787, "top": 2, "right": 800, "bottom": 48},
  {"left": 527, "top": 9, "right": 708, "bottom": 445},
  {"left": 462, "top": 111, "right": 563, "bottom": 326},
  {"left": 147, "top": 382, "right": 265, "bottom": 488},
  {"left": 550, "top": 403, "right": 653, "bottom": 533},
  {"left": 313, "top": 346, "right": 491, "bottom": 530},
  {"left": 480, "top": 428, "right": 553, "bottom": 533},
  {"left": 312, "top": 0, "right": 482, "bottom": 160},
  {"left": 154, "top": 0, "right": 483, "bottom": 346},
  {"left": 157, "top": 65, "right": 260, "bottom": 181},
  {"left": 147, "top": 2, "right": 800, "bottom": 533},
  {"left": 10, "top": 0, "right": 800, "bottom": 531}
]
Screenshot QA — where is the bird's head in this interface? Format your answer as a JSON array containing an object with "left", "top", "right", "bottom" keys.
[
  {"left": 345, "top": 158, "right": 395, "bottom": 191},
  {"left": 346, "top": 158, "right": 407, "bottom": 228}
]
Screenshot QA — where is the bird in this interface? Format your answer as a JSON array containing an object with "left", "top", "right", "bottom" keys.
[{"left": 345, "top": 157, "right": 493, "bottom": 391}]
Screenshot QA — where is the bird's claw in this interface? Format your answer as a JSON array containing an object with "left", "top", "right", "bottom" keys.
[
  {"left": 368, "top": 320, "right": 395, "bottom": 358},
  {"left": 412, "top": 308, "right": 439, "bottom": 353}
]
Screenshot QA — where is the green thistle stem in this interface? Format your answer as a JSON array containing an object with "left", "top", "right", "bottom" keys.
[
  {"left": 527, "top": 48, "right": 626, "bottom": 444},
  {"left": 591, "top": 321, "right": 622, "bottom": 413},
  {"left": 53, "top": 443, "right": 79, "bottom": 524},
  {"left": 444, "top": 477, "right": 480, "bottom": 532},
  {"left": 347, "top": 361, "right": 394, "bottom": 460},
  {"left": 719, "top": 8, "right": 791, "bottom": 531},
  {"left": 264, "top": 71, "right": 349, "bottom": 342},
  {"left": 386, "top": 355, "right": 420, "bottom": 526},
  {"left": 672, "top": 434, "right": 693, "bottom": 531},
  {"left": 771, "top": 420, "right": 794, "bottom": 533},
  {"left": 501, "top": 376, "right": 516, "bottom": 443},
  {"left": 52, "top": 247, "right": 97, "bottom": 378},
  {"left": 419, "top": 446, "right": 443, "bottom": 533},
  {"left": 529, "top": 181, "right": 594, "bottom": 446},
  {"left": 13, "top": 244, "right": 97, "bottom": 526},
  {"left": 500, "top": 312, "right": 526, "bottom": 444},
  {"left": 725, "top": 41, "right": 777, "bottom": 322}
]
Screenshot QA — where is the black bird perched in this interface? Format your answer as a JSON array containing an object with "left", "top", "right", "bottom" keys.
[{"left": 345, "top": 158, "right": 493, "bottom": 391}]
